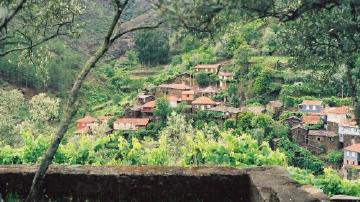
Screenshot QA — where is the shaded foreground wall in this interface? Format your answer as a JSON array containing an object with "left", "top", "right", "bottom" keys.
[{"left": 0, "top": 166, "right": 325, "bottom": 202}]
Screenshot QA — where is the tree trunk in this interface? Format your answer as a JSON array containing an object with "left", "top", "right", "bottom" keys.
[
  {"left": 346, "top": 58, "right": 360, "bottom": 127},
  {"left": 25, "top": 3, "right": 123, "bottom": 201}
]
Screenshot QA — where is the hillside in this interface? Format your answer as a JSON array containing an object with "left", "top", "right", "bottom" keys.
[{"left": 1, "top": 1, "right": 360, "bottom": 200}]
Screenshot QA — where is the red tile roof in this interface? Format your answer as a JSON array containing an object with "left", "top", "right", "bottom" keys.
[
  {"left": 340, "top": 119, "right": 358, "bottom": 127},
  {"left": 344, "top": 143, "right": 360, "bottom": 153},
  {"left": 76, "top": 116, "right": 97, "bottom": 124},
  {"left": 142, "top": 100, "right": 156, "bottom": 108},
  {"left": 194, "top": 64, "right": 221, "bottom": 69},
  {"left": 182, "top": 90, "right": 195, "bottom": 95},
  {"left": 192, "top": 96, "right": 216, "bottom": 105},
  {"left": 301, "top": 100, "right": 322, "bottom": 105},
  {"left": 303, "top": 115, "right": 321, "bottom": 124},
  {"left": 323, "top": 106, "right": 350, "bottom": 114},
  {"left": 158, "top": 83, "right": 191, "bottom": 90},
  {"left": 115, "top": 118, "right": 150, "bottom": 126}
]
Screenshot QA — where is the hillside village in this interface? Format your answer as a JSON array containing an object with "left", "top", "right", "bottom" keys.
[{"left": 75, "top": 62, "right": 360, "bottom": 180}]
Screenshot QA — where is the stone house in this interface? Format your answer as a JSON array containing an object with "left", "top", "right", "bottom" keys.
[
  {"left": 157, "top": 83, "right": 192, "bottom": 97},
  {"left": 138, "top": 92, "right": 155, "bottom": 105},
  {"left": 343, "top": 143, "right": 360, "bottom": 166},
  {"left": 76, "top": 116, "right": 97, "bottom": 131},
  {"left": 141, "top": 100, "right": 156, "bottom": 117},
  {"left": 181, "top": 90, "right": 195, "bottom": 104},
  {"left": 218, "top": 72, "right": 234, "bottom": 89},
  {"left": 208, "top": 105, "right": 241, "bottom": 118},
  {"left": 193, "top": 64, "right": 221, "bottom": 74},
  {"left": 192, "top": 96, "right": 217, "bottom": 111},
  {"left": 298, "top": 100, "right": 323, "bottom": 113},
  {"left": 338, "top": 120, "right": 360, "bottom": 148},
  {"left": 196, "top": 86, "right": 218, "bottom": 97},
  {"left": 113, "top": 118, "right": 150, "bottom": 131},
  {"left": 283, "top": 116, "right": 302, "bottom": 128},
  {"left": 291, "top": 124, "right": 308, "bottom": 146},
  {"left": 323, "top": 106, "right": 350, "bottom": 124},
  {"left": 307, "top": 130, "right": 338, "bottom": 154}
]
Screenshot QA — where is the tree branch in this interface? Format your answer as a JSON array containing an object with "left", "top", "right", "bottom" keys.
[{"left": 0, "top": 0, "right": 28, "bottom": 30}]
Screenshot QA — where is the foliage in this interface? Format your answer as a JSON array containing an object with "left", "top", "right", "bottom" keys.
[
  {"left": 278, "top": 138, "right": 324, "bottom": 175},
  {"left": 326, "top": 150, "right": 343, "bottom": 166},
  {"left": 154, "top": 98, "right": 171, "bottom": 122},
  {"left": 288, "top": 167, "right": 360, "bottom": 197},
  {"left": 134, "top": 29, "right": 170, "bottom": 65},
  {"left": 195, "top": 72, "right": 217, "bottom": 87},
  {"left": 28, "top": 93, "right": 60, "bottom": 123}
]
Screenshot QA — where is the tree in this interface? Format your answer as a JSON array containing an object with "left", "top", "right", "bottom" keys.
[
  {"left": 28, "top": 93, "right": 60, "bottom": 123},
  {"left": 154, "top": 97, "right": 171, "bottom": 122},
  {"left": 160, "top": 0, "right": 360, "bottom": 127},
  {"left": 278, "top": 1, "right": 360, "bottom": 126},
  {"left": 0, "top": 89, "right": 25, "bottom": 144},
  {"left": 134, "top": 29, "right": 169, "bottom": 65},
  {"left": 0, "top": 0, "right": 83, "bottom": 57},
  {"left": 25, "top": 1, "right": 163, "bottom": 200}
]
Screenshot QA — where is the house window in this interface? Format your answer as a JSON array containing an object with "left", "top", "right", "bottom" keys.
[
  {"left": 347, "top": 151, "right": 350, "bottom": 156},
  {"left": 347, "top": 160, "right": 349, "bottom": 164},
  {"left": 317, "top": 137, "right": 321, "bottom": 142},
  {"left": 352, "top": 152, "right": 355, "bottom": 157},
  {"left": 312, "top": 106, "right": 316, "bottom": 110},
  {"left": 306, "top": 105, "right": 310, "bottom": 110}
]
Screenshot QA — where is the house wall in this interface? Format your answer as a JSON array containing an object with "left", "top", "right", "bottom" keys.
[
  {"left": 114, "top": 123, "right": 136, "bottom": 131},
  {"left": 344, "top": 150, "right": 360, "bottom": 166},
  {"left": 342, "top": 135, "right": 360, "bottom": 148},
  {"left": 291, "top": 128, "right": 308, "bottom": 146},
  {"left": 298, "top": 105, "right": 322, "bottom": 113},
  {"left": 283, "top": 117, "right": 302, "bottom": 128},
  {"left": 307, "top": 135, "right": 339, "bottom": 153},
  {"left": 326, "top": 122, "right": 339, "bottom": 133},
  {"left": 339, "top": 125, "right": 360, "bottom": 145},
  {"left": 327, "top": 113, "right": 347, "bottom": 124}
]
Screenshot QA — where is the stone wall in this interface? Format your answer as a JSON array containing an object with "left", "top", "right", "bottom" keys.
[{"left": 0, "top": 166, "right": 326, "bottom": 202}]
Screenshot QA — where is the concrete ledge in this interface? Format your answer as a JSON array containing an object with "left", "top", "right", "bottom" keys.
[{"left": 0, "top": 165, "right": 327, "bottom": 202}]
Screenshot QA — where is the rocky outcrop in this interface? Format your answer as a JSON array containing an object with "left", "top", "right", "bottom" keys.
[{"left": 0, "top": 166, "right": 327, "bottom": 202}]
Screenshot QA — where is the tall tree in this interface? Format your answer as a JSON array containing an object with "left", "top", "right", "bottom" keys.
[
  {"left": 160, "top": 0, "right": 360, "bottom": 126},
  {"left": 25, "top": 1, "right": 163, "bottom": 201}
]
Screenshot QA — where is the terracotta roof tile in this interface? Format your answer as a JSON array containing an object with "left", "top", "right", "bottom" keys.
[
  {"left": 76, "top": 116, "right": 97, "bottom": 124},
  {"left": 344, "top": 143, "right": 360, "bottom": 153},
  {"left": 301, "top": 100, "right": 322, "bottom": 105},
  {"left": 182, "top": 90, "right": 195, "bottom": 95},
  {"left": 192, "top": 96, "right": 216, "bottom": 105},
  {"left": 303, "top": 115, "right": 321, "bottom": 124},
  {"left": 194, "top": 64, "right": 221, "bottom": 69},
  {"left": 142, "top": 100, "right": 156, "bottom": 108},
  {"left": 158, "top": 83, "right": 191, "bottom": 90},
  {"left": 323, "top": 106, "right": 350, "bottom": 114},
  {"left": 115, "top": 118, "right": 150, "bottom": 126}
]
